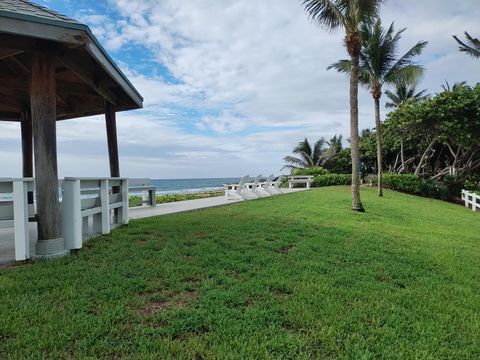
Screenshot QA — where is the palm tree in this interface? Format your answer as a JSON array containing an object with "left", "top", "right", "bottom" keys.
[
  {"left": 453, "top": 32, "right": 480, "bottom": 59},
  {"left": 301, "top": 0, "right": 385, "bottom": 211},
  {"left": 441, "top": 80, "right": 468, "bottom": 93},
  {"left": 328, "top": 20, "right": 427, "bottom": 196},
  {"left": 385, "top": 81, "right": 429, "bottom": 108},
  {"left": 322, "top": 134, "right": 343, "bottom": 166},
  {"left": 282, "top": 138, "right": 325, "bottom": 171}
]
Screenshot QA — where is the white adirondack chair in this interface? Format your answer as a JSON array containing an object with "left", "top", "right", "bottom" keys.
[
  {"left": 244, "top": 175, "right": 263, "bottom": 199},
  {"left": 257, "top": 175, "right": 273, "bottom": 197},
  {"left": 224, "top": 175, "right": 249, "bottom": 200},
  {"left": 267, "top": 175, "right": 285, "bottom": 195}
]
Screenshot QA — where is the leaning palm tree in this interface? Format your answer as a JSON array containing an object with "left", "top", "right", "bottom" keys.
[
  {"left": 328, "top": 20, "right": 427, "bottom": 196},
  {"left": 385, "top": 80, "right": 429, "bottom": 109},
  {"left": 300, "top": 0, "right": 385, "bottom": 211},
  {"left": 453, "top": 32, "right": 480, "bottom": 59},
  {"left": 282, "top": 138, "right": 325, "bottom": 171}
]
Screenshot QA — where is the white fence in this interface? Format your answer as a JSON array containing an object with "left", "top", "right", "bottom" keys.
[
  {"left": 1, "top": 177, "right": 147, "bottom": 263},
  {"left": 461, "top": 190, "right": 480, "bottom": 212},
  {"left": 61, "top": 178, "right": 129, "bottom": 250},
  {"left": 0, "top": 178, "right": 34, "bottom": 261}
]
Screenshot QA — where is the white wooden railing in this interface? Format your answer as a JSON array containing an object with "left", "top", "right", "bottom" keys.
[
  {"left": 61, "top": 178, "right": 129, "bottom": 250},
  {"left": 461, "top": 190, "right": 480, "bottom": 212},
  {"left": 0, "top": 178, "right": 34, "bottom": 261}
]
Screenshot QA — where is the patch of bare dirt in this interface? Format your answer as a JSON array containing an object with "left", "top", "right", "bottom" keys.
[{"left": 139, "top": 290, "right": 199, "bottom": 316}]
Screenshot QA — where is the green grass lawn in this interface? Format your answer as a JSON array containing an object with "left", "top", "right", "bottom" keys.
[
  {"left": 1, "top": 187, "right": 479, "bottom": 359},
  {"left": 129, "top": 191, "right": 224, "bottom": 207}
]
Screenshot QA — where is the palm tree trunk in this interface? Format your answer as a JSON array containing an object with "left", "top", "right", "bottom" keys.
[
  {"left": 349, "top": 51, "right": 364, "bottom": 211},
  {"left": 374, "top": 95, "right": 383, "bottom": 197}
]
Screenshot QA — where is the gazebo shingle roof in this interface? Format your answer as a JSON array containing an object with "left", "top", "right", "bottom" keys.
[
  {"left": 0, "top": 0, "right": 143, "bottom": 121},
  {"left": 0, "top": 0, "right": 79, "bottom": 25}
]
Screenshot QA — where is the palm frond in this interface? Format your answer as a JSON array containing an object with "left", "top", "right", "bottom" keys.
[
  {"left": 385, "top": 80, "right": 429, "bottom": 109},
  {"left": 300, "top": 0, "right": 344, "bottom": 30},
  {"left": 312, "top": 137, "right": 326, "bottom": 165},
  {"left": 300, "top": 0, "right": 384, "bottom": 33},
  {"left": 384, "top": 40, "right": 428, "bottom": 83},
  {"left": 453, "top": 31, "right": 480, "bottom": 59},
  {"left": 282, "top": 156, "right": 310, "bottom": 169},
  {"left": 327, "top": 59, "right": 351, "bottom": 73}
]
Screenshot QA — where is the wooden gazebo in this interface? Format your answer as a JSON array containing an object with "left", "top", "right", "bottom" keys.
[{"left": 0, "top": 1, "right": 143, "bottom": 258}]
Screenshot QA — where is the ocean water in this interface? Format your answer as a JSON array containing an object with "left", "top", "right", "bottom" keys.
[
  {"left": 0, "top": 178, "right": 241, "bottom": 200},
  {"left": 150, "top": 177, "right": 241, "bottom": 194}
]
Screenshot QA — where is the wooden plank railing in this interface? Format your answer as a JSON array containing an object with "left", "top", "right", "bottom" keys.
[
  {"left": 0, "top": 178, "right": 34, "bottom": 261},
  {"left": 461, "top": 190, "right": 480, "bottom": 212},
  {"left": 61, "top": 178, "right": 129, "bottom": 250}
]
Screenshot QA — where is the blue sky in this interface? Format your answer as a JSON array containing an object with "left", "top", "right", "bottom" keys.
[{"left": 0, "top": 0, "right": 479, "bottom": 178}]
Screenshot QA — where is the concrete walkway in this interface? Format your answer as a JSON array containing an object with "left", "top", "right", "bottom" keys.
[
  {"left": 0, "top": 188, "right": 308, "bottom": 264},
  {"left": 129, "top": 188, "right": 306, "bottom": 220}
]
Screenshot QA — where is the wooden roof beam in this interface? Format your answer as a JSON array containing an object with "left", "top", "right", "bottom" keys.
[
  {"left": 0, "top": 49, "right": 24, "bottom": 60},
  {"left": 58, "top": 49, "right": 118, "bottom": 106},
  {"left": 0, "top": 111, "right": 21, "bottom": 121},
  {"left": 0, "top": 76, "right": 100, "bottom": 97}
]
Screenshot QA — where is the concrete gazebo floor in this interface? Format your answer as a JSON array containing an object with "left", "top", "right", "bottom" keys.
[{"left": 0, "top": 189, "right": 308, "bottom": 264}]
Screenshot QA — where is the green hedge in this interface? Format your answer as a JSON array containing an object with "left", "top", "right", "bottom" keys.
[
  {"left": 293, "top": 166, "right": 329, "bottom": 177},
  {"left": 313, "top": 172, "right": 467, "bottom": 201},
  {"left": 464, "top": 175, "right": 480, "bottom": 192},
  {"left": 382, "top": 173, "right": 422, "bottom": 194},
  {"left": 380, "top": 173, "right": 463, "bottom": 201},
  {"left": 313, "top": 174, "right": 351, "bottom": 187}
]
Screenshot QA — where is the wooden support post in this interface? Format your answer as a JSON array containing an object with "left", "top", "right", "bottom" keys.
[
  {"left": 30, "top": 52, "right": 66, "bottom": 257},
  {"left": 105, "top": 101, "right": 120, "bottom": 179},
  {"left": 21, "top": 111, "right": 34, "bottom": 205},
  {"left": 21, "top": 111, "right": 33, "bottom": 178},
  {"left": 105, "top": 101, "right": 120, "bottom": 222}
]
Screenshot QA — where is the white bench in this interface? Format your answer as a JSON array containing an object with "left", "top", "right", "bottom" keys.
[
  {"left": 461, "top": 189, "right": 480, "bottom": 212},
  {"left": 61, "top": 178, "right": 129, "bottom": 250},
  {"left": 129, "top": 178, "right": 156, "bottom": 207},
  {"left": 288, "top": 175, "right": 314, "bottom": 189},
  {"left": 0, "top": 178, "right": 34, "bottom": 261}
]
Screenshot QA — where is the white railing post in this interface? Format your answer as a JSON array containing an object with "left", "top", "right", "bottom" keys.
[
  {"left": 13, "top": 179, "right": 29, "bottom": 261},
  {"left": 121, "top": 178, "right": 129, "bottom": 224},
  {"left": 472, "top": 194, "right": 477, "bottom": 212},
  {"left": 62, "top": 179, "right": 82, "bottom": 249},
  {"left": 100, "top": 179, "right": 111, "bottom": 234}
]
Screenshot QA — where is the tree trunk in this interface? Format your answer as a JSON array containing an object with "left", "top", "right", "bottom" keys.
[
  {"left": 400, "top": 138, "right": 405, "bottom": 172},
  {"left": 349, "top": 47, "right": 364, "bottom": 211},
  {"left": 414, "top": 140, "right": 436, "bottom": 176},
  {"left": 373, "top": 95, "right": 383, "bottom": 196}
]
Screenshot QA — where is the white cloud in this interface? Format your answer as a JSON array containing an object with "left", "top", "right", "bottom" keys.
[{"left": 1, "top": 0, "right": 479, "bottom": 179}]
